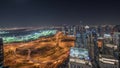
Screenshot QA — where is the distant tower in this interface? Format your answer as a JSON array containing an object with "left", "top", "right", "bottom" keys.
[
  {"left": 75, "top": 32, "right": 82, "bottom": 48},
  {"left": 0, "top": 38, "right": 4, "bottom": 68},
  {"left": 73, "top": 26, "right": 76, "bottom": 36},
  {"left": 62, "top": 24, "right": 67, "bottom": 35}
]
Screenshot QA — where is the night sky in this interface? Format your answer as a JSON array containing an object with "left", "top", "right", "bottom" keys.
[{"left": 0, "top": 0, "right": 120, "bottom": 27}]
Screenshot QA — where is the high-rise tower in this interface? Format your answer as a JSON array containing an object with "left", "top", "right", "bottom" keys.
[{"left": 0, "top": 38, "right": 4, "bottom": 68}]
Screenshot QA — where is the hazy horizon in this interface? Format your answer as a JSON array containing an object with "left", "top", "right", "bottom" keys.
[{"left": 0, "top": 0, "right": 120, "bottom": 27}]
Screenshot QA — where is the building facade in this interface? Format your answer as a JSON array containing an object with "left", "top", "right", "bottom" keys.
[{"left": 0, "top": 38, "right": 4, "bottom": 68}]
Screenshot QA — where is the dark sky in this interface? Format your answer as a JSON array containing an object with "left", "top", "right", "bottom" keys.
[{"left": 0, "top": 0, "right": 120, "bottom": 27}]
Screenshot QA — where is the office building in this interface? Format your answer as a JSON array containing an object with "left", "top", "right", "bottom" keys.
[{"left": 0, "top": 38, "right": 4, "bottom": 68}]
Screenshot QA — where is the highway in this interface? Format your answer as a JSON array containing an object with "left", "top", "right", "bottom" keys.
[{"left": 4, "top": 31, "right": 75, "bottom": 68}]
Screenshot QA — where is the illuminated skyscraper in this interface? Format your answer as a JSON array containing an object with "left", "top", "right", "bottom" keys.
[{"left": 0, "top": 38, "right": 4, "bottom": 68}]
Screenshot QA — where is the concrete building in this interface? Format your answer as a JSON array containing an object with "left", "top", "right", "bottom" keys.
[{"left": 0, "top": 38, "right": 4, "bottom": 68}]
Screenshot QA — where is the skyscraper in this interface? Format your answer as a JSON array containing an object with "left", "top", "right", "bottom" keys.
[{"left": 0, "top": 38, "right": 4, "bottom": 68}]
